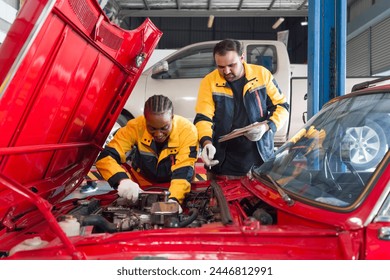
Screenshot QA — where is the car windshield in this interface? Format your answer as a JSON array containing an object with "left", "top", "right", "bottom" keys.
[{"left": 253, "top": 91, "right": 390, "bottom": 208}]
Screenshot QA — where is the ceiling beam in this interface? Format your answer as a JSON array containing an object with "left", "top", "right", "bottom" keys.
[
  {"left": 141, "top": 0, "right": 150, "bottom": 10},
  {"left": 207, "top": 0, "right": 212, "bottom": 10},
  {"left": 268, "top": 0, "right": 277, "bottom": 10},
  {"left": 118, "top": 9, "right": 308, "bottom": 18},
  {"left": 238, "top": 0, "right": 244, "bottom": 10},
  {"left": 298, "top": 0, "right": 308, "bottom": 10}
]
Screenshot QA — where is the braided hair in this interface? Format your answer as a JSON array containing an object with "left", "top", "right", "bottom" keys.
[{"left": 144, "top": 94, "right": 174, "bottom": 116}]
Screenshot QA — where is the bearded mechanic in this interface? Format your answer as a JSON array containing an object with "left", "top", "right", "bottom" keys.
[
  {"left": 194, "top": 39, "right": 289, "bottom": 179},
  {"left": 96, "top": 95, "right": 198, "bottom": 212}
]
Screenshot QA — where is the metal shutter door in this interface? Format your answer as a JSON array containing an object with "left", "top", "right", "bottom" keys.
[
  {"left": 347, "top": 30, "right": 370, "bottom": 76},
  {"left": 371, "top": 17, "right": 390, "bottom": 75}
]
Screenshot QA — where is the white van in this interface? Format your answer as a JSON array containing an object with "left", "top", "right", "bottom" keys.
[{"left": 119, "top": 40, "right": 291, "bottom": 145}]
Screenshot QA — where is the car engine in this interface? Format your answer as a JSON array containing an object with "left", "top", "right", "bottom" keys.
[{"left": 65, "top": 183, "right": 226, "bottom": 234}]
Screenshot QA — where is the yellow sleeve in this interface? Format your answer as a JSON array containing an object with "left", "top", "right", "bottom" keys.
[
  {"left": 263, "top": 70, "right": 289, "bottom": 131},
  {"left": 194, "top": 76, "right": 215, "bottom": 144},
  {"left": 169, "top": 119, "right": 199, "bottom": 203},
  {"left": 95, "top": 119, "right": 139, "bottom": 185}
]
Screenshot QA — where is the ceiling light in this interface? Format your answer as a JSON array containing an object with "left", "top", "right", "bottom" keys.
[
  {"left": 272, "top": 17, "right": 285, "bottom": 29},
  {"left": 301, "top": 21, "right": 308, "bottom": 26},
  {"left": 207, "top": 15, "right": 215, "bottom": 28}
]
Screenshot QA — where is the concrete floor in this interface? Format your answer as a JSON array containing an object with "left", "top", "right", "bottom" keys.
[{"left": 62, "top": 181, "right": 113, "bottom": 201}]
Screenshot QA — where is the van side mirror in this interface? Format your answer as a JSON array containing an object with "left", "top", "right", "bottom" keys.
[{"left": 152, "top": 61, "right": 169, "bottom": 77}]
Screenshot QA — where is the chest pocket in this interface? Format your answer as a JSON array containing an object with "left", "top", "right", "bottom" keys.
[{"left": 245, "top": 88, "right": 267, "bottom": 121}]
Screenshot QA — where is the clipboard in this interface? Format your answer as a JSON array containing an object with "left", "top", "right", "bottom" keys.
[{"left": 218, "top": 121, "right": 267, "bottom": 143}]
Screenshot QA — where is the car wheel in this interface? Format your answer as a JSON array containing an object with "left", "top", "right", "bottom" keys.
[
  {"left": 116, "top": 113, "right": 130, "bottom": 127},
  {"left": 345, "top": 120, "right": 387, "bottom": 170},
  {"left": 104, "top": 114, "right": 131, "bottom": 146}
]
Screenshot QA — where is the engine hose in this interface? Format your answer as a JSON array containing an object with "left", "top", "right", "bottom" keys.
[
  {"left": 178, "top": 208, "right": 199, "bottom": 227},
  {"left": 80, "top": 215, "right": 118, "bottom": 233},
  {"left": 210, "top": 181, "right": 233, "bottom": 225}
]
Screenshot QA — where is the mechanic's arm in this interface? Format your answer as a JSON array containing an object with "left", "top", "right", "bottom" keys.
[
  {"left": 263, "top": 71, "right": 289, "bottom": 133},
  {"left": 194, "top": 77, "right": 215, "bottom": 147},
  {"left": 95, "top": 122, "right": 137, "bottom": 188},
  {"left": 168, "top": 124, "right": 199, "bottom": 204}
]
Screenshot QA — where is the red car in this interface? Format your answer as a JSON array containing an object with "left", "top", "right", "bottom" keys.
[{"left": 1, "top": 0, "right": 390, "bottom": 260}]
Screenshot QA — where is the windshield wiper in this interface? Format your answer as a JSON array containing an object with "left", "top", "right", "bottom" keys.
[
  {"left": 266, "top": 174, "right": 294, "bottom": 206},
  {"left": 252, "top": 167, "right": 295, "bottom": 206},
  {"left": 253, "top": 170, "right": 294, "bottom": 206}
]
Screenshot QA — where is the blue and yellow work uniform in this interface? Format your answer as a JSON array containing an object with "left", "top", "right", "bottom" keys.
[
  {"left": 96, "top": 115, "right": 198, "bottom": 203},
  {"left": 194, "top": 62, "right": 289, "bottom": 174}
]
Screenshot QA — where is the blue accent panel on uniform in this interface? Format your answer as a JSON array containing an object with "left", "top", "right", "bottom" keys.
[
  {"left": 108, "top": 172, "right": 128, "bottom": 189},
  {"left": 97, "top": 146, "right": 121, "bottom": 164},
  {"left": 199, "top": 136, "right": 212, "bottom": 146},
  {"left": 194, "top": 113, "right": 212, "bottom": 125},
  {"left": 212, "top": 93, "right": 234, "bottom": 137},
  {"left": 244, "top": 86, "right": 267, "bottom": 122},
  {"left": 189, "top": 146, "right": 197, "bottom": 158},
  {"left": 268, "top": 121, "right": 277, "bottom": 133},
  {"left": 131, "top": 149, "right": 166, "bottom": 182},
  {"left": 172, "top": 166, "right": 194, "bottom": 182},
  {"left": 272, "top": 78, "right": 283, "bottom": 94}
]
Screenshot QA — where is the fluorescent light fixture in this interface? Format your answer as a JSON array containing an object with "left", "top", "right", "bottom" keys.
[
  {"left": 272, "top": 17, "right": 285, "bottom": 29},
  {"left": 301, "top": 21, "right": 308, "bottom": 26},
  {"left": 207, "top": 15, "right": 215, "bottom": 28}
]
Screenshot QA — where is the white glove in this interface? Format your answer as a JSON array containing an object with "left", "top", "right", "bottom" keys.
[
  {"left": 244, "top": 123, "right": 268, "bottom": 142},
  {"left": 117, "top": 179, "right": 142, "bottom": 203},
  {"left": 201, "top": 143, "right": 219, "bottom": 168},
  {"left": 168, "top": 199, "right": 183, "bottom": 214}
]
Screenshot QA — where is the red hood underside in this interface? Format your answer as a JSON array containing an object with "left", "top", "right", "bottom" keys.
[{"left": 0, "top": 0, "right": 161, "bottom": 229}]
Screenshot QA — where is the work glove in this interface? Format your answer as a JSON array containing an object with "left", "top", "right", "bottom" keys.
[
  {"left": 117, "top": 179, "right": 142, "bottom": 203},
  {"left": 244, "top": 123, "right": 268, "bottom": 142},
  {"left": 168, "top": 198, "right": 183, "bottom": 214},
  {"left": 201, "top": 143, "right": 219, "bottom": 168}
]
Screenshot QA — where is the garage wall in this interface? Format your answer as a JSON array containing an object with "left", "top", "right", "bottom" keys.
[{"left": 123, "top": 16, "right": 308, "bottom": 64}]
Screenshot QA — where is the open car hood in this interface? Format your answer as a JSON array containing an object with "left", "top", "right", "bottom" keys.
[{"left": 0, "top": 0, "right": 161, "bottom": 230}]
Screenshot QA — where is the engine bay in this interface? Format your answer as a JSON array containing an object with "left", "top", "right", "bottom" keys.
[{"left": 64, "top": 181, "right": 276, "bottom": 234}]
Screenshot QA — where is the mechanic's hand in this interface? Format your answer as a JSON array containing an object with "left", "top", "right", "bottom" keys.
[
  {"left": 201, "top": 143, "right": 219, "bottom": 168},
  {"left": 244, "top": 123, "right": 268, "bottom": 141},
  {"left": 168, "top": 198, "right": 183, "bottom": 214},
  {"left": 117, "top": 179, "right": 142, "bottom": 203}
]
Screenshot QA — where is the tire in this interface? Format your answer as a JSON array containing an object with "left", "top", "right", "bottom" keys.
[
  {"left": 104, "top": 113, "right": 132, "bottom": 146},
  {"left": 345, "top": 119, "right": 387, "bottom": 170},
  {"left": 116, "top": 114, "right": 130, "bottom": 127}
]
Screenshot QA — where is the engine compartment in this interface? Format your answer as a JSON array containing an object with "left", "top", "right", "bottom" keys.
[
  {"left": 64, "top": 181, "right": 276, "bottom": 234},
  {"left": 1, "top": 179, "right": 279, "bottom": 258}
]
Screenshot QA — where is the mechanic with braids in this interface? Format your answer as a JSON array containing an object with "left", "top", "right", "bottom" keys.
[{"left": 96, "top": 95, "right": 198, "bottom": 212}]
